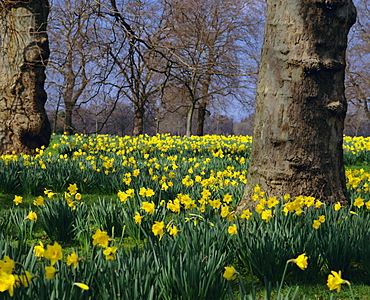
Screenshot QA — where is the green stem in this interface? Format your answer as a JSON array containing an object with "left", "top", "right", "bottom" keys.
[
  {"left": 276, "top": 262, "right": 289, "bottom": 299},
  {"left": 348, "top": 283, "right": 355, "bottom": 300}
]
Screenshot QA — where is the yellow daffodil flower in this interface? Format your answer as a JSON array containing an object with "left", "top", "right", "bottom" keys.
[
  {"left": 334, "top": 202, "right": 342, "bottom": 211},
  {"left": 313, "top": 220, "right": 321, "bottom": 229},
  {"left": 152, "top": 221, "right": 165, "bottom": 239},
  {"left": 141, "top": 201, "right": 155, "bottom": 214},
  {"left": 66, "top": 252, "right": 78, "bottom": 269},
  {"left": 13, "top": 195, "right": 23, "bottom": 206},
  {"left": 25, "top": 211, "right": 37, "bottom": 222},
  {"left": 34, "top": 242, "right": 45, "bottom": 258},
  {"left": 33, "top": 196, "right": 45, "bottom": 206},
  {"left": 228, "top": 224, "right": 237, "bottom": 235},
  {"left": 74, "top": 282, "right": 89, "bottom": 290},
  {"left": 45, "top": 266, "right": 57, "bottom": 279},
  {"left": 327, "top": 270, "right": 350, "bottom": 292},
  {"left": 92, "top": 229, "right": 110, "bottom": 248},
  {"left": 288, "top": 253, "right": 308, "bottom": 270},
  {"left": 223, "top": 266, "right": 238, "bottom": 280},
  {"left": 44, "top": 242, "right": 63, "bottom": 266},
  {"left": 133, "top": 212, "right": 145, "bottom": 224},
  {"left": 103, "top": 246, "right": 118, "bottom": 260},
  {"left": 0, "top": 271, "right": 15, "bottom": 296}
]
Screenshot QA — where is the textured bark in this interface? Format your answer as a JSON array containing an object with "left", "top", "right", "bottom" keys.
[
  {"left": 132, "top": 103, "right": 144, "bottom": 136},
  {"left": 238, "top": 0, "right": 356, "bottom": 210},
  {"left": 196, "top": 76, "right": 211, "bottom": 136},
  {"left": 196, "top": 100, "right": 207, "bottom": 136},
  {"left": 186, "top": 102, "right": 195, "bottom": 137},
  {"left": 0, "top": 0, "right": 51, "bottom": 154}
]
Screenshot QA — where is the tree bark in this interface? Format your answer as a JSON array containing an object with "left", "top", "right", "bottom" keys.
[
  {"left": 64, "top": 102, "right": 75, "bottom": 135},
  {"left": 0, "top": 0, "right": 51, "bottom": 154},
  {"left": 196, "top": 99, "right": 207, "bottom": 136},
  {"left": 132, "top": 103, "right": 144, "bottom": 136},
  {"left": 186, "top": 101, "right": 195, "bottom": 137},
  {"left": 238, "top": 0, "right": 356, "bottom": 210},
  {"left": 196, "top": 76, "right": 211, "bottom": 136}
]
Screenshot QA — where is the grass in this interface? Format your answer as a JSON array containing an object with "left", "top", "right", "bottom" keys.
[
  {"left": 1, "top": 134, "right": 370, "bottom": 299},
  {"left": 3, "top": 190, "right": 370, "bottom": 299}
]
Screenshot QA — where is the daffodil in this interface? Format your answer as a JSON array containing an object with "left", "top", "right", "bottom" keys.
[
  {"left": 66, "top": 251, "right": 78, "bottom": 269},
  {"left": 45, "top": 266, "right": 57, "bottom": 279},
  {"left": 34, "top": 241, "right": 45, "bottom": 258},
  {"left": 223, "top": 266, "right": 238, "bottom": 280},
  {"left": 118, "top": 190, "right": 129, "bottom": 203},
  {"left": 133, "top": 212, "right": 144, "bottom": 224},
  {"left": 240, "top": 209, "right": 252, "bottom": 219},
  {"left": 139, "top": 187, "right": 155, "bottom": 197},
  {"left": 74, "top": 282, "right": 89, "bottom": 290},
  {"left": 44, "top": 242, "right": 63, "bottom": 266},
  {"left": 267, "top": 196, "right": 279, "bottom": 208},
  {"left": 167, "top": 199, "right": 181, "bottom": 214},
  {"left": 327, "top": 270, "right": 350, "bottom": 292},
  {"left": 33, "top": 196, "right": 45, "bottom": 206},
  {"left": 68, "top": 183, "right": 78, "bottom": 195},
  {"left": 167, "top": 225, "right": 180, "bottom": 237},
  {"left": 334, "top": 202, "right": 342, "bottom": 211},
  {"left": 103, "top": 246, "right": 118, "bottom": 260},
  {"left": 315, "top": 200, "right": 324, "bottom": 208},
  {"left": 25, "top": 211, "right": 37, "bottom": 222},
  {"left": 0, "top": 256, "right": 15, "bottom": 274},
  {"left": 228, "top": 224, "right": 237, "bottom": 235},
  {"left": 313, "top": 220, "right": 321, "bottom": 229},
  {"left": 0, "top": 271, "right": 15, "bottom": 296},
  {"left": 220, "top": 205, "right": 230, "bottom": 218},
  {"left": 92, "top": 229, "right": 109, "bottom": 248},
  {"left": 209, "top": 199, "right": 222, "bottom": 209},
  {"left": 13, "top": 195, "right": 23, "bottom": 205},
  {"left": 261, "top": 209, "right": 273, "bottom": 222},
  {"left": 353, "top": 197, "right": 364, "bottom": 208},
  {"left": 141, "top": 201, "right": 155, "bottom": 214},
  {"left": 15, "top": 271, "right": 34, "bottom": 288},
  {"left": 288, "top": 253, "right": 308, "bottom": 270},
  {"left": 152, "top": 221, "right": 165, "bottom": 239}
]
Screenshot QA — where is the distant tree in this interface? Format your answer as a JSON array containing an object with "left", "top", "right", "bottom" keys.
[
  {"left": 101, "top": 0, "right": 171, "bottom": 136},
  {"left": 233, "top": 115, "right": 254, "bottom": 136},
  {"left": 47, "top": 0, "right": 107, "bottom": 135},
  {"left": 162, "top": 0, "right": 263, "bottom": 136},
  {"left": 344, "top": 108, "right": 369, "bottom": 136},
  {"left": 0, "top": 0, "right": 51, "bottom": 154},
  {"left": 204, "top": 114, "right": 234, "bottom": 136}
]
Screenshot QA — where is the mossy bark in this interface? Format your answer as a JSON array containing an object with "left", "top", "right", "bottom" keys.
[
  {"left": 238, "top": 0, "right": 356, "bottom": 210},
  {"left": 0, "top": 0, "right": 51, "bottom": 154}
]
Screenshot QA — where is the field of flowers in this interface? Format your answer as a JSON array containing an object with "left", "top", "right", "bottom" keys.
[{"left": 1, "top": 134, "right": 370, "bottom": 299}]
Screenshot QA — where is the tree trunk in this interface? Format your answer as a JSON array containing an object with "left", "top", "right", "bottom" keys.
[
  {"left": 64, "top": 102, "right": 74, "bottom": 135},
  {"left": 0, "top": 0, "right": 51, "bottom": 155},
  {"left": 196, "top": 99, "right": 207, "bottom": 136},
  {"left": 238, "top": 0, "right": 356, "bottom": 210},
  {"left": 196, "top": 75, "right": 211, "bottom": 136},
  {"left": 186, "top": 101, "right": 195, "bottom": 137},
  {"left": 132, "top": 104, "right": 144, "bottom": 136}
]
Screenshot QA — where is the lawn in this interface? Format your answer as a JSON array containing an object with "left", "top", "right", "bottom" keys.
[{"left": 1, "top": 134, "right": 370, "bottom": 299}]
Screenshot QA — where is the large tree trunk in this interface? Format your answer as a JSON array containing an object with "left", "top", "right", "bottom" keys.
[
  {"left": 0, "top": 0, "right": 51, "bottom": 155},
  {"left": 238, "top": 0, "right": 356, "bottom": 210}
]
